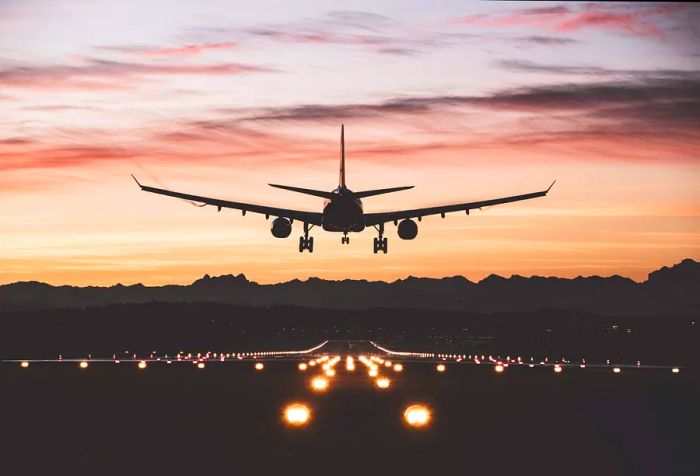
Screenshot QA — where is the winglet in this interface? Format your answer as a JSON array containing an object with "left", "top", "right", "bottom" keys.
[
  {"left": 131, "top": 174, "right": 143, "bottom": 189},
  {"left": 546, "top": 180, "right": 556, "bottom": 193}
]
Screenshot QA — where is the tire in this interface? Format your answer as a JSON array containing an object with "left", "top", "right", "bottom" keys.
[
  {"left": 383, "top": 237, "right": 388, "bottom": 254},
  {"left": 299, "top": 236, "right": 304, "bottom": 252},
  {"left": 308, "top": 237, "right": 314, "bottom": 253}
]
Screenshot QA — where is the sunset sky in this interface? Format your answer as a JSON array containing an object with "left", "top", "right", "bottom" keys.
[{"left": 1, "top": 1, "right": 699, "bottom": 286}]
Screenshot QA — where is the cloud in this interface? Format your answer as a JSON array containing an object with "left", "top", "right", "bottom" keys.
[
  {"left": 511, "top": 35, "right": 578, "bottom": 46},
  {"left": 0, "top": 57, "right": 275, "bottom": 91},
  {"left": 100, "top": 42, "right": 236, "bottom": 57},
  {"left": 453, "top": 3, "right": 690, "bottom": 38}
]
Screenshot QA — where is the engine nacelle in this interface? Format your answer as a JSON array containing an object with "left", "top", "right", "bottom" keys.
[
  {"left": 397, "top": 219, "right": 418, "bottom": 240},
  {"left": 270, "top": 217, "right": 292, "bottom": 238}
]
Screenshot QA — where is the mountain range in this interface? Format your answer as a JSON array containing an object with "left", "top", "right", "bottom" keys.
[{"left": 1, "top": 259, "right": 698, "bottom": 316}]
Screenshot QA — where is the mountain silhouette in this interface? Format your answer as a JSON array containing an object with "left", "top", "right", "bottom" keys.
[{"left": 1, "top": 259, "right": 697, "bottom": 316}]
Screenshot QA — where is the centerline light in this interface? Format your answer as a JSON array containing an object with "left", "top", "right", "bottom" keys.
[
  {"left": 310, "top": 376, "right": 329, "bottom": 392},
  {"left": 283, "top": 403, "right": 311, "bottom": 427},
  {"left": 404, "top": 404, "right": 431, "bottom": 428}
]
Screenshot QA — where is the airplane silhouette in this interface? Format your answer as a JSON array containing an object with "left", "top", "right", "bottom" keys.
[{"left": 132, "top": 125, "right": 554, "bottom": 253}]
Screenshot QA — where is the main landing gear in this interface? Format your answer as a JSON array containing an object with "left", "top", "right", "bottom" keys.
[
  {"left": 373, "top": 223, "right": 388, "bottom": 254},
  {"left": 341, "top": 232, "right": 350, "bottom": 244},
  {"left": 299, "top": 223, "right": 314, "bottom": 253}
]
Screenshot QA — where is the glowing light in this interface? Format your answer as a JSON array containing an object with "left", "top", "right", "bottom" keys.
[
  {"left": 255, "top": 362, "right": 264, "bottom": 371},
  {"left": 325, "top": 369, "right": 336, "bottom": 377},
  {"left": 138, "top": 361, "right": 147, "bottom": 370},
  {"left": 310, "top": 377, "right": 329, "bottom": 391},
  {"left": 436, "top": 364, "right": 446, "bottom": 373},
  {"left": 197, "top": 362, "right": 206, "bottom": 369},
  {"left": 79, "top": 361, "right": 89, "bottom": 369},
  {"left": 393, "top": 364, "right": 403, "bottom": 372},
  {"left": 404, "top": 404, "right": 431, "bottom": 428},
  {"left": 298, "top": 363, "right": 308, "bottom": 371},
  {"left": 672, "top": 368, "right": 680, "bottom": 374},
  {"left": 284, "top": 403, "right": 311, "bottom": 426},
  {"left": 612, "top": 367, "right": 621, "bottom": 373},
  {"left": 368, "top": 368, "right": 378, "bottom": 377},
  {"left": 554, "top": 365, "right": 563, "bottom": 373},
  {"left": 494, "top": 364, "right": 505, "bottom": 373},
  {"left": 580, "top": 364, "right": 586, "bottom": 369},
  {"left": 309, "top": 361, "right": 316, "bottom": 367},
  {"left": 20, "top": 361, "right": 29, "bottom": 368},
  {"left": 385, "top": 361, "right": 392, "bottom": 368},
  {"left": 375, "top": 377, "right": 391, "bottom": 389}
]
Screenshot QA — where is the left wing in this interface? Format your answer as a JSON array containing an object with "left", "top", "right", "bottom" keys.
[
  {"left": 132, "top": 176, "right": 323, "bottom": 225},
  {"left": 364, "top": 181, "right": 555, "bottom": 226}
]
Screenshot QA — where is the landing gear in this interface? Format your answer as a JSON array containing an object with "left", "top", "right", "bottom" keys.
[
  {"left": 299, "top": 223, "right": 314, "bottom": 253},
  {"left": 341, "top": 232, "right": 350, "bottom": 244},
  {"left": 373, "top": 224, "right": 388, "bottom": 254}
]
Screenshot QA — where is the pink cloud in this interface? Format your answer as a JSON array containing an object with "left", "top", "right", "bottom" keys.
[{"left": 127, "top": 42, "right": 237, "bottom": 57}]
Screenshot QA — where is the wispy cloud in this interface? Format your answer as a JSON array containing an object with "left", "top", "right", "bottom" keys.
[{"left": 100, "top": 42, "right": 236, "bottom": 57}]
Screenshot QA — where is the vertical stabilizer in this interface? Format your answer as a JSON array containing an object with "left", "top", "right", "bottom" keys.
[{"left": 339, "top": 124, "right": 346, "bottom": 188}]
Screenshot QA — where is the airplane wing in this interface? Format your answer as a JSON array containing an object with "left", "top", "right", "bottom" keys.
[
  {"left": 132, "top": 176, "right": 323, "bottom": 225},
  {"left": 364, "top": 181, "right": 555, "bottom": 226}
]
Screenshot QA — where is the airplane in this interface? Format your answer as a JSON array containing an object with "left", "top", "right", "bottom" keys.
[{"left": 132, "top": 125, "right": 554, "bottom": 254}]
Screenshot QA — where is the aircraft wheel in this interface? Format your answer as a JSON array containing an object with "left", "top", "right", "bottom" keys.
[
  {"left": 373, "top": 237, "right": 378, "bottom": 254},
  {"left": 309, "top": 237, "right": 314, "bottom": 253},
  {"left": 383, "top": 237, "right": 388, "bottom": 254}
]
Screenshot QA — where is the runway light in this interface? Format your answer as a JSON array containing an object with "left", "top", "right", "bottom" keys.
[
  {"left": 404, "top": 404, "right": 431, "bottom": 428},
  {"left": 325, "top": 369, "right": 336, "bottom": 377},
  {"left": 375, "top": 377, "right": 391, "bottom": 389},
  {"left": 197, "top": 362, "right": 206, "bottom": 369},
  {"left": 255, "top": 362, "right": 264, "bottom": 371},
  {"left": 385, "top": 361, "right": 392, "bottom": 368},
  {"left": 138, "top": 361, "right": 147, "bottom": 370},
  {"left": 283, "top": 403, "right": 311, "bottom": 427},
  {"left": 310, "top": 377, "right": 329, "bottom": 392},
  {"left": 20, "top": 361, "right": 29, "bottom": 368},
  {"left": 436, "top": 364, "right": 446, "bottom": 373},
  {"left": 612, "top": 367, "right": 621, "bottom": 373},
  {"left": 368, "top": 368, "right": 378, "bottom": 377},
  {"left": 309, "top": 361, "right": 316, "bottom": 367},
  {"left": 672, "top": 368, "right": 680, "bottom": 374},
  {"left": 79, "top": 361, "right": 89, "bottom": 369},
  {"left": 298, "top": 363, "right": 308, "bottom": 371},
  {"left": 393, "top": 364, "right": 403, "bottom": 372},
  {"left": 554, "top": 364, "right": 563, "bottom": 373},
  {"left": 494, "top": 364, "right": 505, "bottom": 373}
]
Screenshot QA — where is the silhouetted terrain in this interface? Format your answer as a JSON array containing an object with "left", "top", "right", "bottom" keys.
[{"left": 1, "top": 258, "right": 698, "bottom": 315}]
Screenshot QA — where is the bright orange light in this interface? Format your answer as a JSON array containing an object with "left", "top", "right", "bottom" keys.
[
  {"left": 298, "top": 363, "right": 308, "bottom": 371},
  {"left": 255, "top": 362, "right": 264, "bottom": 371},
  {"left": 197, "top": 362, "right": 206, "bottom": 369},
  {"left": 393, "top": 363, "right": 403, "bottom": 372},
  {"left": 436, "top": 364, "right": 446, "bottom": 372},
  {"left": 310, "top": 376, "right": 329, "bottom": 392},
  {"left": 79, "top": 361, "right": 89, "bottom": 369},
  {"left": 20, "top": 361, "right": 29, "bottom": 368},
  {"left": 138, "top": 360, "right": 147, "bottom": 370},
  {"left": 384, "top": 361, "right": 392, "bottom": 367},
  {"left": 612, "top": 367, "right": 621, "bottom": 373},
  {"left": 554, "top": 365, "right": 562, "bottom": 373},
  {"left": 375, "top": 377, "right": 391, "bottom": 389},
  {"left": 404, "top": 404, "right": 431, "bottom": 428},
  {"left": 368, "top": 368, "right": 378, "bottom": 377},
  {"left": 494, "top": 364, "right": 505, "bottom": 373},
  {"left": 325, "top": 369, "right": 336, "bottom": 377},
  {"left": 309, "top": 361, "right": 316, "bottom": 367},
  {"left": 283, "top": 403, "right": 311, "bottom": 426}
]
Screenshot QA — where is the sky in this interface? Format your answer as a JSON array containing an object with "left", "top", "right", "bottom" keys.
[{"left": 1, "top": 1, "right": 699, "bottom": 286}]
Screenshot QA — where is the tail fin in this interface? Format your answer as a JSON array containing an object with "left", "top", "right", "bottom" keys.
[{"left": 339, "top": 124, "right": 346, "bottom": 188}]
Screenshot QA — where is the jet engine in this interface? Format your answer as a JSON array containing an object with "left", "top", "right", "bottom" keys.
[
  {"left": 271, "top": 217, "right": 292, "bottom": 238},
  {"left": 397, "top": 219, "right": 418, "bottom": 240}
]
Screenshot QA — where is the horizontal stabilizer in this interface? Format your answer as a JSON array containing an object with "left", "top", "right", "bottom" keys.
[
  {"left": 269, "top": 183, "right": 337, "bottom": 200},
  {"left": 352, "top": 186, "right": 414, "bottom": 199}
]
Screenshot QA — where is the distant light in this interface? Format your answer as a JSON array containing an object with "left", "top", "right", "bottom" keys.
[
  {"left": 494, "top": 364, "right": 505, "bottom": 373},
  {"left": 580, "top": 364, "right": 586, "bottom": 369},
  {"left": 20, "top": 361, "right": 29, "bottom": 368},
  {"left": 368, "top": 368, "right": 378, "bottom": 377},
  {"left": 197, "top": 362, "right": 206, "bottom": 369},
  {"left": 255, "top": 362, "right": 264, "bottom": 371},
  {"left": 393, "top": 364, "right": 403, "bottom": 372},
  {"left": 375, "top": 377, "right": 391, "bottom": 389},
  {"left": 436, "top": 364, "right": 446, "bottom": 373},
  {"left": 612, "top": 367, "right": 621, "bottom": 373},
  {"left": 385, "top": 361, "right": 392, "bottom": 368},
  {"left": 309, "top": 361, "right": 316, "bottom": 367},
  {"left": 138, "top": 361, "right": 147, "bottom": 370},
  {"left": 528, "top": 364, "right": 535, "bottom": 368},
  {"left": 310, "top": 377, "right": 329, "bottom": 392},
  {"left": 284, "top": 403, "right": 311, "bottom": 427},
  {"left": 672, "top": 367, "right": 680, "bottom": 374},
  {"left": 404, "top": 404, "right": 431, "bottom": 428},
  {"left": 298, "top": 363, "right": 308, "bottom": 371},
  {"left": 79, "top": 361, "right": 89, "bottom": 369},
  {"left": 325, "top": 369, "right": 336, "bottom": 377},
  {"left": 554, "top": 365, "right": 563, "bottom": 373}
]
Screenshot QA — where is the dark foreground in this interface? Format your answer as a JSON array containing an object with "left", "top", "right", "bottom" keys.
[{"left": 2, "top": 361, "right": 698, "bottom": 475}]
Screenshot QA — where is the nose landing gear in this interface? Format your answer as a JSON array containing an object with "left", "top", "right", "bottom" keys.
[
  {"left": 299, "top": 223, "right": 314, "bottom": 252},
  {"left": 341, "top": 232, "right": 350, "bottom": 244},
  {"left": 373, "top": 224, "right": 388, "bottom": 254}
]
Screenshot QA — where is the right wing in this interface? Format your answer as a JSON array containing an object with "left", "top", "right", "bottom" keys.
[{"left": 132, "top": 176, "right": 323, "bottom": 225}]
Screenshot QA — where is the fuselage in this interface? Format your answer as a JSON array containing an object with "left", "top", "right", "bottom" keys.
[{"left": 322, "top": 187, "right": 365, "bottom": 232}]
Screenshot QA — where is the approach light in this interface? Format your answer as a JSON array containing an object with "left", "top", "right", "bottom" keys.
[
  {"left": 404, "top": 404, "right": 431, "bottom": 428},
  {"left": 283, "top": 403, "right": 311, "bottom": 427},
  {"left": 255, "top": 362, "right": 264, "bottom": 371},
  {"left": 197, "top": 362, "right": 206, "bottom": 369},
  {"left": 554, "top": 364, "right": 563, "bottom": 373},
  {"left": 375, "top": 377, "right": 391, "bottom": 389},
  {"left": 612, "top": 367, "right": 621, "bottom": 373},
  {"left": 79, "top": 361, "right": 89, "bottom": 369},
  {"left": 436, "top": 364, "right": 446, "bottom": 373},
  {"left": 298, "top": 363, "right": 308, "bottom": 371},
  {"left": 494, "top": 364, "right": 505, "bottom": 373},
  {"left": 672, "top": 368, "right": 680, "bottom": 374},
  {"left": 138, "top": 361, "right": 147, "bottom": 370},
  {"left": 20, "top": 361, "right": 29, "bottom": 368},
  {"left": 310, "top": 376, "right": 329, "bottom": 392},
  {"left": 393, "top": 364, "right": 403, "bottom": 372}
]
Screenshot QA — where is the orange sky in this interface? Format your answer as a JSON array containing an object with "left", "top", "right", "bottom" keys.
[{"left": 1, "top": 1, "right": 699, "bottom": 285}]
